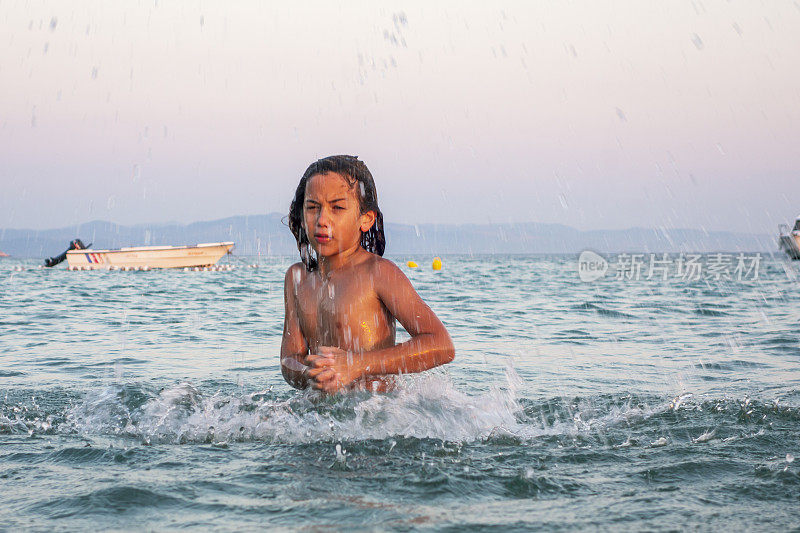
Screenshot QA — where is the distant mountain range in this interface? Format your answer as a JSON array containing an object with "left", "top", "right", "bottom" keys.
[{"left": 0, "top": 214, "right": 777, "bottom": 258}]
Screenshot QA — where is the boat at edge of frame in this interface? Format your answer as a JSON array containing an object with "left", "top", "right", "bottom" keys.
[{"left": 778, "top": 217, "right": 800, "bottom": 260}]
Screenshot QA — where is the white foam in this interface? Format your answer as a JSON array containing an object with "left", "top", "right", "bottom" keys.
[{"left": 61, "top": 367, "right": 669, "bottom": 445}]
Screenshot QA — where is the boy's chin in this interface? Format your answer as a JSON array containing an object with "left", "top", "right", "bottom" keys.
[
  {"left": 310, "top": 244, "right": 337, "bottom": 257},
  {"left": 310, "top": 240, "right": 360, "bottom": 258}
]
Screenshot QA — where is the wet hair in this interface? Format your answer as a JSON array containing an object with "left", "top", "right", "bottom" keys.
[{"left": 288, "top": 155, "right": 385, "bottom": 271}]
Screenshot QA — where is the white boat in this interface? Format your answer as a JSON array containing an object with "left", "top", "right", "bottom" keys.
[
  {"left": 65, "top": 242, "right": 235, "bottom": 270},
  {"left": 778, "top": 217, "right": 800, "bottom": 260}
]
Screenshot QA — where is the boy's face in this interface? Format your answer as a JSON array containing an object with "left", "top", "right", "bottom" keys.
[{"left": 303, "top": 172, "right": 375, "bottom": 257}]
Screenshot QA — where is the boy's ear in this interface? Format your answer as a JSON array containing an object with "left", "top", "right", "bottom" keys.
[{"left": 359, "top": 210, "right": 376, "bottom": 232}]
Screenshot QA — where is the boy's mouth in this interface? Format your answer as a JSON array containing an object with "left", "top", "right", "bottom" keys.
[{"left": 314, "top": 233, "right": 332, "bottom": 243}]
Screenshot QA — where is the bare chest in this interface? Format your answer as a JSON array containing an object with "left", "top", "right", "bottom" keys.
[{"left": 295, "top": 274, "right": 393, "bottom": 352}]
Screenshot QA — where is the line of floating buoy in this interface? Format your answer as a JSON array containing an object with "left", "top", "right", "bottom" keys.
[
  {"left": 67, "top": 265, "right": 153, "bottom": 271},
  {"left": 183, "top": 265, "right": 237, "bottom": 272},
  {"left": 66, "top": 264, "right": 246, "bottom": 272},
  {"left": 405, "top": 258, "right": 443, "bottom": 270}
]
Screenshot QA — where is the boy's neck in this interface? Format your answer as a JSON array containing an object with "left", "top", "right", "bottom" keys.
[{"left": 317, "top": 244, "right": 366, "bottom": 276}]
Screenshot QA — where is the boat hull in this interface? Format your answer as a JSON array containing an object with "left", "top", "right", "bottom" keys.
[
  {"left": 779, "top": 234, "right": 800, "bottom": 260},
  {"left": 66, "top": 242, "right": 234, "bottom": 270}
]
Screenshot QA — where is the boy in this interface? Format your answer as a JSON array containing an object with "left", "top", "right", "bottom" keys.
[{"left": 281, "top": 155, "right": 454, "bottom": 393}]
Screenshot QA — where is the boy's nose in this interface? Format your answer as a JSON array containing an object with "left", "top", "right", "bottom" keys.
[{"left": 316, "top": 208, "right": 331, "bottom": 227}]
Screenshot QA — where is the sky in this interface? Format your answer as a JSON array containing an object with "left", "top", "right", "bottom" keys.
[{"left": 1, "top": 0, "right": 799, "bottom": 234}]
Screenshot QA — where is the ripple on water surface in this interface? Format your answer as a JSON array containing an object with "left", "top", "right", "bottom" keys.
[{"left": 1, "top": 256, "right": 799, "bottom": 529}]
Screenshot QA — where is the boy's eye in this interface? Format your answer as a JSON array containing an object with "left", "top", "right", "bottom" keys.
[{"left": 333, "top": 205, "right": 345, "bottom": 210}]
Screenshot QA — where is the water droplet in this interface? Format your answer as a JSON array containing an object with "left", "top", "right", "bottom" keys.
[
  {"left": 650, "top": 436, "right": 668, "bottom": 447},
  {"left": 691, "top": 33, "right": 704, "bottom": 50},
  {"left": 335, "top": 443, "right": 346, "bottom": 463},
  {"left": 568, "top": 44, "right": 577, "bottom": 57}
]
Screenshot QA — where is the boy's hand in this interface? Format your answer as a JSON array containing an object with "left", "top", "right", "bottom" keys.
[{"left": 305, "top": 347, "right": 356, "bottom": 394}]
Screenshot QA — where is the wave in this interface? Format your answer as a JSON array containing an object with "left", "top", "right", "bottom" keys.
[
  {"left": 573, "top": 302, "right": 637, "bottom": 319},
  {"left": 694, "top": 360, "right": 772, "bottom": 371},
  {"left": 2, "top": 369, "right": 799, "bottom": 451},
  {"left": 61, "top": 373, "right": 528, "bottom": 444},
  {"left": 53, "top": 381, "right": 768, "bottom": 446},
  {"left": 30, "top": 486, "right": 184, "bottom": 519}
]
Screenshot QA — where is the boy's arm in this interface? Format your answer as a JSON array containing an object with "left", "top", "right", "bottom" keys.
[
  {"left": 281, "top": 264, "right": 310, "bottom": 389},
  {"left": 308, "top": 259, "right": 454, "bottom": 390}
]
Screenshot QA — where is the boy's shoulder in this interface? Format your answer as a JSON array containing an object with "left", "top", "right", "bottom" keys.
[
  {"left": 284, "top": 262, "right": 307, "bottom": 283},
  {"left": 286, "top": 261, "right": 305, "bottom": 272},
  {"left": 365, "top": 255, "right": 407, "bottom": 282}
]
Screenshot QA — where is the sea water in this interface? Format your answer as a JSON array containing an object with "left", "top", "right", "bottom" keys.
[{"left": 1, "top": 254, "right": 798, "bottom": 530}]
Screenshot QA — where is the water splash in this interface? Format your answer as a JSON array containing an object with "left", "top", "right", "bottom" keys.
[
  {"left": 62, "top": 373, "right": 526, "bottom": 444},
  {"left": 56, "top": 368, "right": 683, "bottom": 446}
]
